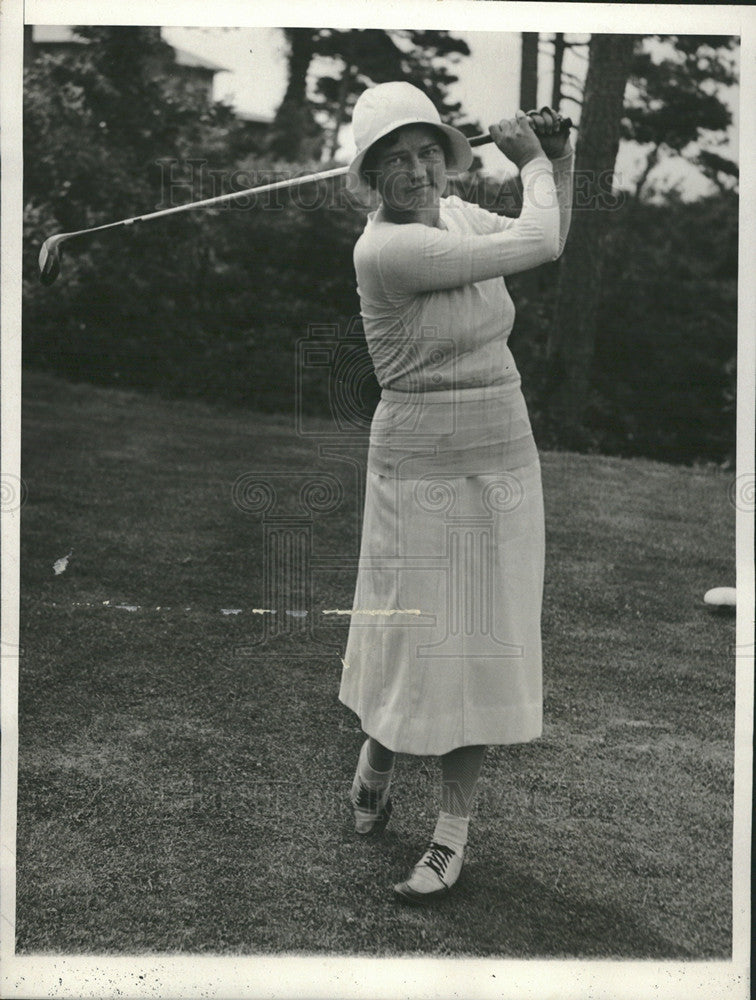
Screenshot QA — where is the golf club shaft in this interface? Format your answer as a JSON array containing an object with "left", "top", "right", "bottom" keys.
[
  {"left": 52, "top": 118, "right": 571, "bottom": 231},
  {"left": 82, "top": 164, "right": 353, "bottom": 234},
  {"left": 39, "top": 116, "right": 572, "bottom": 284},
  {"left": 73, "top": 135, "right": 496, "bottom": 231},
  {"left": 79, "top": 126, "right": 564, "bottom": 226}
]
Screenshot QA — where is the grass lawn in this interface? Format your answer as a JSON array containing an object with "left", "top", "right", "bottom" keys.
[{"left": 16, "top": 370, "right": 735, "bottom": 957}]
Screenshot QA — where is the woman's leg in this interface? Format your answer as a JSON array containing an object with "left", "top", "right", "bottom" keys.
[
  {"left": 394, "top": 744, "right": 487, "bottom": 903},
  {"left": 350, "top": 736, "right": 395, "bottom": 834},
  {"left": 367, "top": 737, "right": 396, "bottom": 772},
  {"left": 441, "top": 744, "right": 487, "bottom": 817}
]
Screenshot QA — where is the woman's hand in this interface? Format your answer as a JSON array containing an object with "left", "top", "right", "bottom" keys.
[
  {"left": 489, "top": 111, "right": 545, "bottom": 171},
  {"left": 526, "top": 106, "right": 573, "bottom": 160}
]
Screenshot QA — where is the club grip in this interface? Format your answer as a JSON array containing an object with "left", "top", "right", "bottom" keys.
[{"left": 468, "top": 114, "right": 573, "bottom": 148}]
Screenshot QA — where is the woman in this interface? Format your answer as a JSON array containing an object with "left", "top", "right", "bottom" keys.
[{"left": 338, "top": 82, "right": 573, "bottom": 902}]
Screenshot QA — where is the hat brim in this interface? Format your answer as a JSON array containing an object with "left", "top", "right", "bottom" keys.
[{"left": 346, "top": 118, "right": 474, "bottom": 206}]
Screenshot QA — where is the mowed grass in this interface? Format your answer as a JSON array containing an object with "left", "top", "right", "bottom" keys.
[{"left": 16, "top": 370, "right": 735, "bottom": 957}]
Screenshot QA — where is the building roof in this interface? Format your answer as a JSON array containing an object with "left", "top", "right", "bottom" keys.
[
  {"left": 31, "top": 26, "right": 229, "bottom": 74},
  {"left": 172, "top": 46, "right": 229, "bottom": 74},
  {"left": 32, "top": 25, "right": 88, "bottom": 44}
]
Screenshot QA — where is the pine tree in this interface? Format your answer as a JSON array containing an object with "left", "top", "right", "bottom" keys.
[
  {"left": 519, "top": 33, "right": 539, "bottom": 111},
  {"left": 267, "top": 28, "right": 474, "bottom": 162},
  {"left": 544, "top": 33, "right": 637, "bottom": 447},
  {"left": 624, "top": 35, "right": 737, "bottom": 198},
  {"left": 268, "top": 29, "right": 325, "bottom": 161}
]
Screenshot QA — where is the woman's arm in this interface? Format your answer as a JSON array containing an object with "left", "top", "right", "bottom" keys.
[
  {"left": 447, "top": 146, "right": 574, "bottom": 247},
  {"left": 367, "top": 156, "right": 560, "bottom": 296}
]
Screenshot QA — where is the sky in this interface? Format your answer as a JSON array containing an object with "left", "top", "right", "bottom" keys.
[{"left": 162, "top": 26, "right": 739, "bottom": 198}]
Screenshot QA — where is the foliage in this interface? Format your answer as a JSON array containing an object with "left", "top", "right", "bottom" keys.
[
  {"left": 268, "top": 28, "right": 475, "bottom": 161},
  {"left": 623, "top": 35, "right": 738, "bottom": 197},
  {"left": 512, "top": 188, "right": 737, "bottom": 465},
  {"left": 23, "top": 28, "right": 738, "bottom": 466},
  {"left": 23, "top": 27, "right": 315, "bottom": 405},
  {"left": 590, "top": 189, "right": 737, "bottom": 464},
  {"left": 536, "top": 31, "right": 739, "bottom": 456}
]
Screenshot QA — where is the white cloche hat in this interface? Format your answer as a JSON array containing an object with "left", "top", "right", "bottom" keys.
[{"left": 347, "top": 81, "right": 474, "bottom": 201}]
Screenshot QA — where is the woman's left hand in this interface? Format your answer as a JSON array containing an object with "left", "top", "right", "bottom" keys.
[{"left": 527, "top": 107, "right": 572, "bottom": 160}]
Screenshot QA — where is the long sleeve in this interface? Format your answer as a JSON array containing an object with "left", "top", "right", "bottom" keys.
[
  {"left": 364, "top": 156, "right": 561, "bottom": 297},
  {"left": 449, "top": 147, "right": 574, "bottom": 252}
]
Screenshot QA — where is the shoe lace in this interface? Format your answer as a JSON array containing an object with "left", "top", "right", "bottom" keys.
[
  {"left": 354, "top": 781, "right": 383, "bottom": 812},
  {"left": 422, "top": 841, "right": 456, "bottom": 880}
]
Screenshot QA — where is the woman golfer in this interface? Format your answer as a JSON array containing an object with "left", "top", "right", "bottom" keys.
[{"left": 339, "top": 82, "right": 573, "bottom": 902}]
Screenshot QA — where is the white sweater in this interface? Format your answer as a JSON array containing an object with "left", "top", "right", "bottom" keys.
[{"left": 353, "top": 151, "right": 574, "bottom": 392}]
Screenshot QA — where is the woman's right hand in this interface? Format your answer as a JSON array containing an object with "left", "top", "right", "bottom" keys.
[{"left": 489, "top": 111, "right": 545, "bottom": 171}]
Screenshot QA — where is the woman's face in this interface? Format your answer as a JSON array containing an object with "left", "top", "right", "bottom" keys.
[{"left": 370, "top": 125, "right": 448, "bottom": 224}]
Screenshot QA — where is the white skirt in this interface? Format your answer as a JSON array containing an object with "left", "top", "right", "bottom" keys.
[{"left": 339, "top": 381, "right": 544, "bottom": 756}]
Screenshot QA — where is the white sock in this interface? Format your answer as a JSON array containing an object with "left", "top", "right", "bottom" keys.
[{"left": 432, "top": 810, "right": 469, "bottom": 854}]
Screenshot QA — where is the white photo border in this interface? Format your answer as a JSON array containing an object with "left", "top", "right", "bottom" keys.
[{"left": 2, "top": 2, "right": 753, "bottom": 998}]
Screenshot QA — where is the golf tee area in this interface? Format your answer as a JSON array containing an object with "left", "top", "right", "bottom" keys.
[{"left": 16, "top": 371, "right": 735, "bottom": 958}]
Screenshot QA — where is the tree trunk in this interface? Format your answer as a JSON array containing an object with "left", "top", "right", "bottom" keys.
[
  {"left": 326, "top": 65, "right": 354, "bottom": 161},
  {"left": 552, "top": 33, "right": 566, "bottom": 110},
  {"left": 520, "top": 32, "right": 539, "bottom": 111},
  {"left": 544, "top": 33, "right": 637, "bottom": 447},
  {"left": 269, "top": 28, "right": 322, "bottom": 160},
  {"left": 634, "top": 143, "right": 660, "bottom": 200},
  {"left": 517, "top": 33, "right": 541, "bottom": 308}
]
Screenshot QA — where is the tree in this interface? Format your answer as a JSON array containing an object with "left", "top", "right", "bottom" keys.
[
  {"left": 546, "top": 33, "right": 589, "bottom": 114},
  {"left": 267, "top": 28, "right": 474, "bottom": 162},
  {"left": 696, "top": 149, "right": 739, "bottom": 193},
  {"left": 623, "top": 35, "right": 738, "bottom": 199},
  {"left": 23, "top": 26, "right": 240, "bottom": 380},
  {"left": 268, "top": 29, "right": 325, "bottom": 161},
  {"left": 520, "top": 32, "right": 538, "bottom": 111},
  {"left": 551, "top": 33, "right": 565, "bottom": 109},
  {"left": 314, "top": 30, "right": 399, "bottom": 159},
  {"left": 543, "top": 33, "right": 637, "bottom": 447},
  {"left": 537, "top": 33, "right": 738, "bottom": 448},
  {"left": 313, "top": 29, "right": 470, "bottom": 157},
  {"left": 511, "top": 33, "right": 591, "bottom": 313},
  {"left": 590, "top": 188, "right": 737, "bottom": 464},
  {"left": 387, "top": 30, "right": 472, "bottom": 124}
]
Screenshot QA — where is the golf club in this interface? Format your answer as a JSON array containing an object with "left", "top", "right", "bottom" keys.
[{"left": 38, "top": 115, "right": 572, "bottom": 285}]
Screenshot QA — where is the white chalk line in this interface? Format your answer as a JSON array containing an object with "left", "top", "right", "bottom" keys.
[
  {"left": 50, "top": 603, "right": 423, "bottom": 617},
  {"left": 322, "top": 608, "right": 422, "bottom": 616}
]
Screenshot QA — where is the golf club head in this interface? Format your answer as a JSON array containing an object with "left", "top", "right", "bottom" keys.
[{"left": 39, "top": 234, "right": 66, "bottom": 285}]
